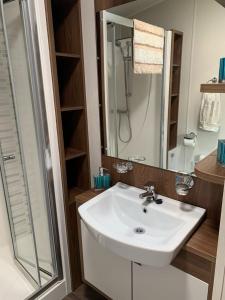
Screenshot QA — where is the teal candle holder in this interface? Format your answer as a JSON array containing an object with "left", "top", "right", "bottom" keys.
[{"left": 217, "top": 140, "right": 225, "bottom": 167}]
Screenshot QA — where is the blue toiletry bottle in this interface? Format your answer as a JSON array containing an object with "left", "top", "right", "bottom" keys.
[{"left": 94, "top": 167, "right": 111, "bottom": 190}]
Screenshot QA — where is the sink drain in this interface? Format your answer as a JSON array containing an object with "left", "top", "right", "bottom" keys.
[{"left": 134, "top": 227, "right": 146, "bottom": 234}]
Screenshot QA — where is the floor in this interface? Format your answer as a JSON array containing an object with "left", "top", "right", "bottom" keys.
[
  {"left": 63, "top": 284, "right": 107, "bottom": 300},
  {"left": 0, "top": 247, "right": 34, "bottom": 300}
]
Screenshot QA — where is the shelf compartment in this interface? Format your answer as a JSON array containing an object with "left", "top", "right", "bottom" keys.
[
  {"left": 61, "top": 106, "right": 85, "bottom": 112},
  {"left": 66, "top": 156, "right": 90, "bottom": 192},
  {"left": 65, "top": 148, "right": 87, "bottom": 161},
  {"left": 171, "top": 67, "right": 181, "bottom": 95},
  {"left": 169, "top": 122, "right": 178, "bottom": 151},
  {"left": 195, "top": 151, "right": 225, "bottom": 185},
  {"left": 56, "top": 52, "right": 80, "bottom": 59},
  {"left": 52, "top": 0, "right": 81, "bottom": 55},
  {"left": 200, "top": 83, "right": 225, "bottom": 94},
  {"left": 62, "top": 110, "right": 88, "bottom": 152},
  {"left": 57, "top": 57, "right": 84, "bottom": 107},
  {"left": 170, "top": 95, "right": 179, "bottom": 124},
  {"left": 173, "top": 31, "right": 183, "bottom": 66},
  {"left": 68, "top": 187, "right": 85, "bottom": 204}
]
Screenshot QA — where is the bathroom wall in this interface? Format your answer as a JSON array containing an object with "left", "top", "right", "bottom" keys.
[
  {"left": 0, "top": 7, "right": 25, "bottom": 256},
  {"left": 134, "top": 0, "right": 225, "bottom": 172},
  {"left": 187, "top": 0, "right": 225, "bottom": 170}
]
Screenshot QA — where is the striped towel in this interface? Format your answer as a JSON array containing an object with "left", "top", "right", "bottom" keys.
[{"left": 133, "top": 19, "right": 165, "bottom": 74}]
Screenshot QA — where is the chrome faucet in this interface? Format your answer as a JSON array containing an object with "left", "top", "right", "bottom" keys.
[
  {"left": 139, "top": 184, "right": 159, "bottom": 206},
  {"left": 139, "top": 184, "right": 156, "bottom": 199}
]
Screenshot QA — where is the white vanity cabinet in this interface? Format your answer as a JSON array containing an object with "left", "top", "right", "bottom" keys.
[
  {"left": 133, "top": 262, "right": 209, "bottom": 300},
  {"left": 81, "top": 220, "right": 209, "bottom": 300},
  {"left": 81, "top": 221, "right": 132, "bottom": 300}
]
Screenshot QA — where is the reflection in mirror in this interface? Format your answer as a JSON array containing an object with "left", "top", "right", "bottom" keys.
[{"left": 99, "top": 0, "right": 225, "bottom": 174}]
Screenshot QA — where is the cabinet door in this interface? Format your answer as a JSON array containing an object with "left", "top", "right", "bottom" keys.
[
  {"left": 81, "top": 221, "right": 132, "bottom": 300},
  {"left": 133, "top": 262, "right": 208, "bottom": 300}
]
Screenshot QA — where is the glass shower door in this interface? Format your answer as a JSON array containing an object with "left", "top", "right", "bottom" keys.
[
  {"left": 0, "top": 0, "right": 62, "bottom": 297},
  {"left": 0, "top": 1, "right": 40, "bottom": 287},
  {"left": 0, "top": 144, "right": 41, "bottom": 286}
]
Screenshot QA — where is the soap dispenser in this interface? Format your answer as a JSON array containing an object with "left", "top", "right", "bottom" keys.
[
  {"left": 94, "top": 167, "right": 111, "bottom": 190},
  {"left": 102, "top": 168, "right": 111, "bottom": 189}
]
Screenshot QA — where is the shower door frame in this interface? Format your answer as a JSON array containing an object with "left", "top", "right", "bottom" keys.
[{"left": 0, "top": 0, "right": 63, "bottom": 298}]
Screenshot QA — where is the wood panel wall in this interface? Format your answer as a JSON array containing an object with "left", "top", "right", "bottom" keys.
[
  {"left": 102, "top": 155, "right": 223, "bottom": 229},
  {"left": 95, "top": 0, "right": 134, "bottom": 12}
]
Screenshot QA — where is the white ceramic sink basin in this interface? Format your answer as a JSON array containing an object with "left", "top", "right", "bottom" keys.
[{"left": 78, "top": 183, "right": 205, "bottom": 267}]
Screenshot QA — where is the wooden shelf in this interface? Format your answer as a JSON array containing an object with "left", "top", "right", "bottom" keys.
[
  {"left": 168, "top": 30, "right": 183, "bottom": 151},
  {"left": 61, "top": 106, "right": 85, "bottom": 112},
  {"left": 183, "top": 219, "right": 218, "bottom": 263},
  {"left": 173, "top": 64, "right": 181, "bottom": 67},
  {"left": 46, "top": 0, "right": 91, "bottom": 290},
  {"left": 170, "top": 120, "right": 177, "bottom": 126},
  {"left": 200, "top": 83, "right": 225, "bottom": 93},
  {"left": 65, "top": 148, "right": 86, "bottom": 161},
  {"left": 69, "top": 187, "right": 85, "bottom": 204},
  {"left": 56, "top": 52, "right": 80, "bottom": 59},
  {"left": 195, "top": 151, "right": 225, "bottom": 185}
]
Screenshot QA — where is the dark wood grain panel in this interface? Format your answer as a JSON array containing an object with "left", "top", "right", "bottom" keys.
[
  {"left": 195, "top": 151, "right": 225, "bottom": 185},
  {"left": 52, "top": 0, "right": 81, "bottom": 55},
  {"left": 183, "top": 219, "right": 218, "bottom": 262},
  {"left": 172, "top": 250, "right": 213, "bottom": 283},
  {"left": 45, "top": 0, "right": 91, "bottom": 290},
  {"left": 95, "top": 0, "right": 135, "bottom": 12},
  {"left": 63, "top": 284, "right": 107, "bottom": 300},
  {"left": 102, "top": 155, "right": 223, "bottom": 228},
  {"left": 200, "top": 83, "right": 225, "bottom": 93}
]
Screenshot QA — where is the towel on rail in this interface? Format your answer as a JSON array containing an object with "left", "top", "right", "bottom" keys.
[
  {"left": 133, "top": 19, "right": 165, "bottom": 74},
  {"left": 199, "top": 93, "right": 221, "bottom": 132}
]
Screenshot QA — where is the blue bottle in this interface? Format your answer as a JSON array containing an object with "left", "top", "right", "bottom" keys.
[
  {"left": 219, "top": 58, "right": 225, "bottom": 83},
  {"left": 94, "top": 167, "right": 111, "bottom": 190}
]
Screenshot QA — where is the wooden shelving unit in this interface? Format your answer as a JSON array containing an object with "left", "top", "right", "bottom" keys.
[
  {"left": 45, "top": 0, "right": 90, "bottom": 290},
  {"left": 195, "top": 151, "right": 225, "bottom": 185},
  {"left": 200, "top": 83, "right": 225, "bottom": 93},
  {"left": 168, "top": 30, "right": 183, "bottom": 151},
  {"left": 96, "top": 13, "right": 106, "bottom": 154}
]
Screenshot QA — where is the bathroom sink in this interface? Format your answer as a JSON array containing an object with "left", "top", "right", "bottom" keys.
[{"left": 78, "top": 183, "right": 205, "bottom": 267}]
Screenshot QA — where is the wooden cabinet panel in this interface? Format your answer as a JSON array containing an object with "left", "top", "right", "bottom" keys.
[{"left": 95, "top": 0, "right": 134, "bottom": 12}]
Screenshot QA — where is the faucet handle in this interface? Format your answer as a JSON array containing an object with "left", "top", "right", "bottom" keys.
[{"left": 143, "top": 183, "right": 155, "bottom": 192}]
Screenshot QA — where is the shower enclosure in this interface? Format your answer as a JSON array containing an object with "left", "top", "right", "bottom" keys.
[{"left": 0, "top": 0, "right": 62, "bottom": 299}]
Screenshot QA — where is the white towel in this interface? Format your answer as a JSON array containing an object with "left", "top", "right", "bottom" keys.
[
  {"left": 199, "top": 93, "right": 221, "bottom": 132},
  {"left": 133, "top": 19, "right": 165, "bottom": 74}
]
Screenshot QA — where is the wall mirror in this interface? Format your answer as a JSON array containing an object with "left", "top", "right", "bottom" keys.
[{"left": 98, "top": 0, "right": 225, "bottom": 174}]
